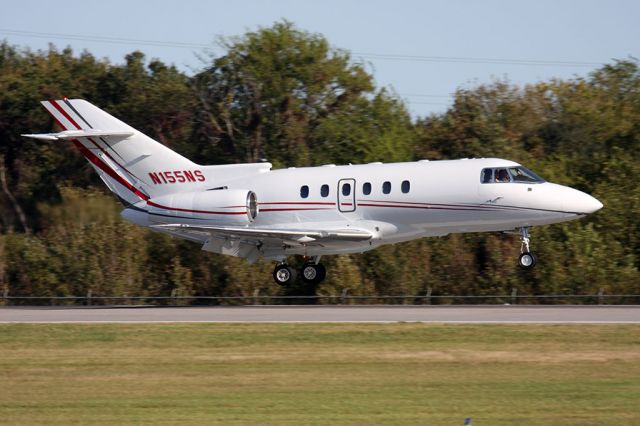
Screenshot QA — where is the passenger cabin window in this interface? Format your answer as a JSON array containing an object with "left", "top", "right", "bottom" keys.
[
  {"left": 300, "top": 185, "right": 309, "bottom": 198},
  {"left": 481, "top": 167, "right": 545, "bottom": 184},
  {"left": 382, "top": 181, "right": 391, "bottom": 194},
  {"left": 363, "top": 182, "right": 371, "bottom": 195},
  {"left": 321, "top": 184, "right": 329, "bottom": 197},
  {"left": 401, "top": 180, "right": 410, "bottom": 194},
  {"left": 342, "top": 183, "right": 351, "bottom": 196}
]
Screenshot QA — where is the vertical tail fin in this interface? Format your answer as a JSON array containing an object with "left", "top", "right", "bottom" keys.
[{"left": 40, "top": 99, "right": 202, "bottom": 204}]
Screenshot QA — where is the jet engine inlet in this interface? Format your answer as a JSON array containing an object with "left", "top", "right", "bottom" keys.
[{"left": 247, "top": 191, "right": 258, "bottom": 221}]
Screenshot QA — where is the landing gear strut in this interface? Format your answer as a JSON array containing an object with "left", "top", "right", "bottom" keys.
[
  {"left": 518, "top": 227, "right": 537, "bottom": 270},
  {"left": 272, "top": 257, "right": 327, "bottom": 286}
]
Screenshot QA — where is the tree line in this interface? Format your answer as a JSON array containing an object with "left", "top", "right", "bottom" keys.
[{"left": 0, "top": 21, "right": 638, "bottom": 302}]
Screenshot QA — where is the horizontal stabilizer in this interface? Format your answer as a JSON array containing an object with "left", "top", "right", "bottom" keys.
[{"left": 22, "top": 129, "right": 134, "bottom": 141}]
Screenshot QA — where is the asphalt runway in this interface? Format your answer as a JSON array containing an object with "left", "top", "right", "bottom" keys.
[{"left": 0, "top": 305, "right": 639, "bottom": 323}]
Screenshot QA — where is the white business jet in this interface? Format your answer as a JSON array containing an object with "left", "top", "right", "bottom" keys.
[{"left": 24, "top": 99, "right": 603, "bottom": 285}]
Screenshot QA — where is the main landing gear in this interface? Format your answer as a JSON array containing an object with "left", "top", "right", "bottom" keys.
[
  {"left": 272, "top": 257, "right": 326, "bottom": 286},
  {"left": 517, "top": 227, "right": 537, "bottom": 270}
]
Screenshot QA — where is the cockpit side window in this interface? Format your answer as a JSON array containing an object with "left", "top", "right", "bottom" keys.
[
  {"left": 494, "top": 168, "right": 511, "bottom": 183},
  {"left": 481, "top": 166, "right": 545, "bottom": 184},
  {"left": 481, "top": 169, "right": 493, "bottom": 183}
]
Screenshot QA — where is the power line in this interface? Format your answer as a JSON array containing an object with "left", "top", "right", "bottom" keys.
[
  {"left": 0, "top": 29, "right": 211, "bottom": 49},
  {"left": 352, "top": 52, "right": 603, "bottom": 67},
  {"left": 0, "top": 28, "right": 606, "bottom": 68},
  {"left": 399, "top": 94, "right": 453, "bottom": 106},
  {"left": 404, "top": 101, "right": 451, "bottom": 106},
  {"left": 399, "top": 93, "right": 452, "bottom": 98}
]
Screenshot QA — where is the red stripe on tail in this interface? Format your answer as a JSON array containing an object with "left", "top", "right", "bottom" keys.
[
  {"left": 72, "top": 139, "right": 148, "bottom": 201},
  {"left": 50, "top": 99, "right": 81, "bottom": 130},
  {"left": 43, "top": 101, "right": 69, "bottom": 130}
]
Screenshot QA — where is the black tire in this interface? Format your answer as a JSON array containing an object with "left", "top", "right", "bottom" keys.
[
  {"left": 300, "top": 263, "right": 327, "bottom": 285},
  {"left": 518, "top": 252, "right": 537, "bottom": 270},
  {"left": 273, "top": 264, "right": 297, "bottom": 286},
  {"left": 315, "top": 263, "right": 327, "bottom": 283}
]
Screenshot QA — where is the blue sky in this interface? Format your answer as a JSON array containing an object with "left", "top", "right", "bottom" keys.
[{"left": 1, "top": 0, "right": 639, "bottom": 117}]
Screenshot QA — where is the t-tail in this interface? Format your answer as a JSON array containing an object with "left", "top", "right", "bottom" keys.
[
  {"left": 23, "top": 99, "right": 204, "bottom": 205},
  {"left": 23, "top": 99, "right": 271, "bottom": 207}
]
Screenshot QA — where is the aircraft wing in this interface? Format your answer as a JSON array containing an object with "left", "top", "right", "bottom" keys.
[
  {"left": 151, "top": 223, "right": 373, "bottom": 243},
  {"left": 150, "top": 223, "right": 374, "bottom": 263}
]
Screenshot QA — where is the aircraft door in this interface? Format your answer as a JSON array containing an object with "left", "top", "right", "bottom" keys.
[{"left": 337, "top": 178, "right": 356, "bottom": 212}]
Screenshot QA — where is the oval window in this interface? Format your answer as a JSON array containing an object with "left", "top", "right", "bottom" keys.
[
  {"left": 321, "top": 184, "right": 329, "bottom": 197},
  {"left": 300, "top": 185, "right": 309, "bottom": 198},
  {"left": 401, "top": 180, "right": 410, "bottom": 194},
  {"left": 363, "top": 182, "right": 371, "bottom": 195},
  {"left": 382, "top": 181, "right": 391, "bottom": 194},
  {"left": 342, "top": 183, "right": 351, "bottom": 196}
]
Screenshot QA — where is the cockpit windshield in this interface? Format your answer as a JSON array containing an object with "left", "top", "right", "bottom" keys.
[
  {"left": 508, "top": 167, "right": 544, "bottom": 183},
  {"left": 481, "top": 166, "right": 545, "bottom": 184}
]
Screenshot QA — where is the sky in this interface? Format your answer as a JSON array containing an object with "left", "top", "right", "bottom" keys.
[{"left": 1, "top": 0, "right": 639, "bottom": 118}]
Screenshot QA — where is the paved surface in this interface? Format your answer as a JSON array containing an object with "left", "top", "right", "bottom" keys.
[{"left": 0, "top": 306, "right": 639, "bottom": 323}]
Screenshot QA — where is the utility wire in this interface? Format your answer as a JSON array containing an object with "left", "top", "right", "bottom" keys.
[
  {"left": 406, "top": 102, "right": 451, "bottom": 106},
  {"left": 400, "top": 93, "right": 453, "bottom": 98},
  {"left": 353, "top": 51, "right": 603, "bottom": 67},
  {"left": 0, "top": 29, "right": 211, "bottom": 49},
  {"left": 0, "top": 28, "right": 605, "bottom": 67},
  {"left": 0, "top": 29, "right": 523, "bottom": 104}
]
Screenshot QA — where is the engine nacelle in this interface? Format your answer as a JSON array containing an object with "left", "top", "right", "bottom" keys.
[{"left": 147, "top": 189, "right": 258, "bottom": 225}]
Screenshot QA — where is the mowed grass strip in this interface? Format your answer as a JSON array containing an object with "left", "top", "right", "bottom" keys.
[{"left": 0, "top": 323, "right": 639, "bottom": 425}]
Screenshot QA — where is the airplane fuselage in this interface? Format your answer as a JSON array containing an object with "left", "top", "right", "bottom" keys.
[{"left": 124, "top": 157, "right": 602, "bottom": 258}]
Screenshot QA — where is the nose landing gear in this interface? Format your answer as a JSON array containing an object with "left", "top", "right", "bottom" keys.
[
  {"left": 272, "top": 257, "right": 327, "bottom": 286},
  {"left": 518, "top": 227, "right": 537, "bottom": 269}
]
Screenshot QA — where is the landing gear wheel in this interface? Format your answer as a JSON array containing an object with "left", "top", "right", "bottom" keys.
[
  {"left": 273, "top": 264, "right": 297, "bottom": 286},
  {"left": 518, "top": 252, "right": 537, "bottom": 270},
  {"left": 300, "top": 263, "right": 326, "bottom": 285}
]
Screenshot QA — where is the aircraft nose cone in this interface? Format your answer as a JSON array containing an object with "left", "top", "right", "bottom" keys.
[
  {"left": 566, "top": 190, "right": 603, "bottom": 214},
  {"left": 589, "top": 197, "right": 604, "bottom": 213}
]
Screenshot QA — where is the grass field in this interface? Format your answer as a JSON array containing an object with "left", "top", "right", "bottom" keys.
[{"left": 0, "top": 324, "right": 639, "bottom": 425}]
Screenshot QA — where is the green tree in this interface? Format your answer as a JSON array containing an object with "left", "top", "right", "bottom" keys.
[{"left": 190, "top": 21, "right": 414, "bottom": 167}]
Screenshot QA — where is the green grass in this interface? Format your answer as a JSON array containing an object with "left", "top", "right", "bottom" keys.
[{"left": 0, "top": 324, "right": 639, "bottom": 425}]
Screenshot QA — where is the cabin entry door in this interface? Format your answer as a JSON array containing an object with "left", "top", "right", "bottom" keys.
[{"left": 337, "top": 178, "right": 356, "bottom": 212}]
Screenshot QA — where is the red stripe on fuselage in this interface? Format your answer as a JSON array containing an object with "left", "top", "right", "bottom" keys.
[
  {"left": 260, "top": 208, "right": 334, "bottom": 212},
  {"left": 358, "top": 199, "right": 520, "bottom": 211},
  {"left": 146, "top": 200, "right": 247, "bottom": 215},
  {"left": 357, "top": 203, "right": 492, "bottom": 211},
  {"left": 259, "top": 201, "right": 336, "bottom": 206}
]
